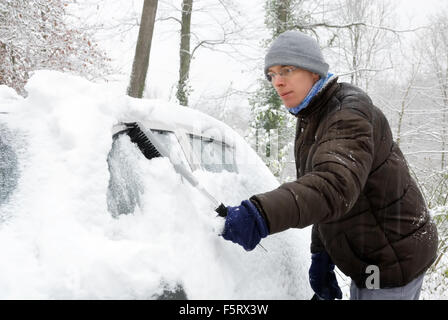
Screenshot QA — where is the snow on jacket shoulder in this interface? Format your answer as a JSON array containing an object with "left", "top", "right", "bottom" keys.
[{"left": 251, "top": 78, "right": 438, "bottom": 288}]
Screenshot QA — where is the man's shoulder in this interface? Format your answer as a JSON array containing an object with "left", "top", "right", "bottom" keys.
[
  {"left": 324, "top": 82, "right": 389, "bottom": 127},
  {"left": 334, "top": 82, "right": 373, "bottom": 107}
]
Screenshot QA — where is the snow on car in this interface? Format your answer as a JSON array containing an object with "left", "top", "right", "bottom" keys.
[{"left": 0, "top": 70, "right": 312, "bottom": 299}]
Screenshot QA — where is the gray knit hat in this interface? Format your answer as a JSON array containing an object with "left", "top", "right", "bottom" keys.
[{"left": 264, "top": 30, "right": 329, "bottom": 79}]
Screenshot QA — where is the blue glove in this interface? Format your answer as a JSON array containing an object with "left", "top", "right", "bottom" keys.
[
  {"left": 309, "top": 251, "right": 343, "bottom": 300},
  {"left": 222, "top": 200, "right": 269, "bottom": 251}
]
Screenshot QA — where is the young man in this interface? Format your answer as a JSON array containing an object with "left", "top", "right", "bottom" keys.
[{"left": 222, "top": 30, "right": 438, "bottom": 300}]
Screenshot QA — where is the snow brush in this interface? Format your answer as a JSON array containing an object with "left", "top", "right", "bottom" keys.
[
  {"left": 112, "top": 122, "right": 228, "bottom": 218},
  {"left": 112, "top": 122, "right": 268, "bottom": 252}
]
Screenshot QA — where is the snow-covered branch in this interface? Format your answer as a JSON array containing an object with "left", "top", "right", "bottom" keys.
[{"left": 296, "top": 21, "right": 429, "bottom": 34}]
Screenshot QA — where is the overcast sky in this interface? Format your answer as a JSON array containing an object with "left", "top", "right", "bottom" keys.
[{"left": 396, "top": 0, "right": 445, "bottom": 26}]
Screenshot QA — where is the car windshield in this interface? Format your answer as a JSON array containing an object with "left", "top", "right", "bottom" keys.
[
  {"left": 188, "top": 134, "right": 237, "bottom": 173},
  {"left": 151, "top": 129, "right": 190, "bottom": 170}
]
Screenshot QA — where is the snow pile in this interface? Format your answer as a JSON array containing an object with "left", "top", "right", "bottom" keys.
[{"left": 0, "top": 71, "right": 312, "bottom": 299}]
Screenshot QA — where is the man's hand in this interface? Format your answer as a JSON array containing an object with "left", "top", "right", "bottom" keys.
[
  {"left": 222, "top": 200, "right": 268, "bottom": 251},
  {"left": 309, "top": 251, "right": 343, "bottom": 300}
]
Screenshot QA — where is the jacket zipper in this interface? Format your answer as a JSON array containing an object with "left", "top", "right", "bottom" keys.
[{"left": 296, "top": 116, "right": 308, "bottom": 176}]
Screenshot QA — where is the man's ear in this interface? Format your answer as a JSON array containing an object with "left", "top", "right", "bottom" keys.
[{"left": 313, "top": 73, "right": 320, "bottom": 82}]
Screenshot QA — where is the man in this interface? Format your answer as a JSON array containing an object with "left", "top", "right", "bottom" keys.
[{"left": 222, "top": 30, "right": 438, "bottom": 300}]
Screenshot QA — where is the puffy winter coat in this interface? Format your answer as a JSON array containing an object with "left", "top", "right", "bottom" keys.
[{"left": 251, "top": 77, "right": 438, "bottom": 288}]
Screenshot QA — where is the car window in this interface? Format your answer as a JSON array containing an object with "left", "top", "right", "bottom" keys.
[
  {"left": 107, "top": 129, "right": 191, "bottom": 218},
  {"left": 107, "top": 134, "right": 144, "bottom": 217},
  {"left": 0, "top": 121, "right": 19, "bottom": 212},
  {"left": 188, "top": 134, "right": 237, "bottom": 173}
]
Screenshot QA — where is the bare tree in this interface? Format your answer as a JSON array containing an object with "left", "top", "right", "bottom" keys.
[
  {"left": 127, "top": 0, "right": 158, "bottom": 98},
  {"left": 423, "top": 13, "right": 448, "bottom": 170},
  {"left": 395, "top": 58, "right": 422, "bottom": 147},
  {"left": 176, "top": 0, "right": 193, "bottom": 106},
  {"left": 156, "top": 0, "right": 245, "bottom": 107},
  {"left": 402, "top": 11, "right": 448, "bottom": 175},
  {"left": 329, "top": 0, "right": 396, "bottom": 91},
  {"left": 0, "top": 0, "right": 110, "bottom": 96}
]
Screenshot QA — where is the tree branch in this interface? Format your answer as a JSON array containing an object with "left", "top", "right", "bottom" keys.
[
  {"left": 337, "top": 66, "right": 393, "bottom": 77},
  {"left": 296, "top": 21, "right": 430, "bottom": 34},
  {"left": 156, "top": 16, "right": 182, "bottom": 25}
]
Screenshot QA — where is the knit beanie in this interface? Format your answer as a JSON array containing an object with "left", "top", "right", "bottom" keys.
[{"left": 264, "top": 30, "right": 329, "bottom": 79}]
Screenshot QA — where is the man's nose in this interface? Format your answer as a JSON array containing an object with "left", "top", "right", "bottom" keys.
[{"left": 272, "top": 75, "right": 285, "bottom": 88}]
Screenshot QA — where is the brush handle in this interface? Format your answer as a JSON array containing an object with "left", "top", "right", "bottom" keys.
[
  {"left": 215, "top": 203, "right": 228, "bottom": 217},
  {"left": 119, "top": 122, "right": 230, "bottom": 220}
]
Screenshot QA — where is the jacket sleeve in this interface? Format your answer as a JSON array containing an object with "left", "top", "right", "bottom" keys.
[
  {"left": 251, "top": 107, "right": 374, "bottom": 234},
  {"left": 311, "top": 224, "right": 325, "bottom": 253}
]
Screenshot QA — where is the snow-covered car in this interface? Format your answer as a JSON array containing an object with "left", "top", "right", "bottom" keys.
[{"left": 0, "top": 71, "right": 312, "bottom": 299}]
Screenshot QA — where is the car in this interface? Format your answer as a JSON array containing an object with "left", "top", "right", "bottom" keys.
[{"left": 0, "top": 70, "right": 312, "bottom": 299}]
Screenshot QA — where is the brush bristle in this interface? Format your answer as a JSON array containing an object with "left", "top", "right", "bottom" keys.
[{"left": 125, "top": 123, "right": 162, "bottom": 160}]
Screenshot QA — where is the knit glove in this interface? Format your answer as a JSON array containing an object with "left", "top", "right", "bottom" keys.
[
  {"left": 222, "top": 200, "right": 268, "bottom": 251},
  {"left": 309, "top": 251, "right": 343, "bottom": 300}
]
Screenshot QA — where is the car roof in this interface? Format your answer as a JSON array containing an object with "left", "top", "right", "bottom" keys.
[{"left": 119, "top": 98, "right": 237, "bottom": 145}]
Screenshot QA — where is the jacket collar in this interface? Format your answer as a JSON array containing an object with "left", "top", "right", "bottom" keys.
[{"left": 296, "top": 75, "right": 339, "bottom": 118}]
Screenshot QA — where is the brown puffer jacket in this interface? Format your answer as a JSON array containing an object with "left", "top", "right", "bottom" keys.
[{"left": 251, "top": 77, "right": 438, "bottom": 288}]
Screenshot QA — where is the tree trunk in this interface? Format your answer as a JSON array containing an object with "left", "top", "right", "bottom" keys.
[
  {"left": 275, "top": 0, "right": 290, "bottom": 35},
  {"left": 127, "top": 0, "right": 158, "bottom": 98},
  {"left": 176, "top": 0, "right": 193, "bottom": 106}
]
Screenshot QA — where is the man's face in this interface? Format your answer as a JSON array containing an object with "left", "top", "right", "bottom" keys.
[{"left": 268, "top": 65, "right": 320, "bottom": 108}]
